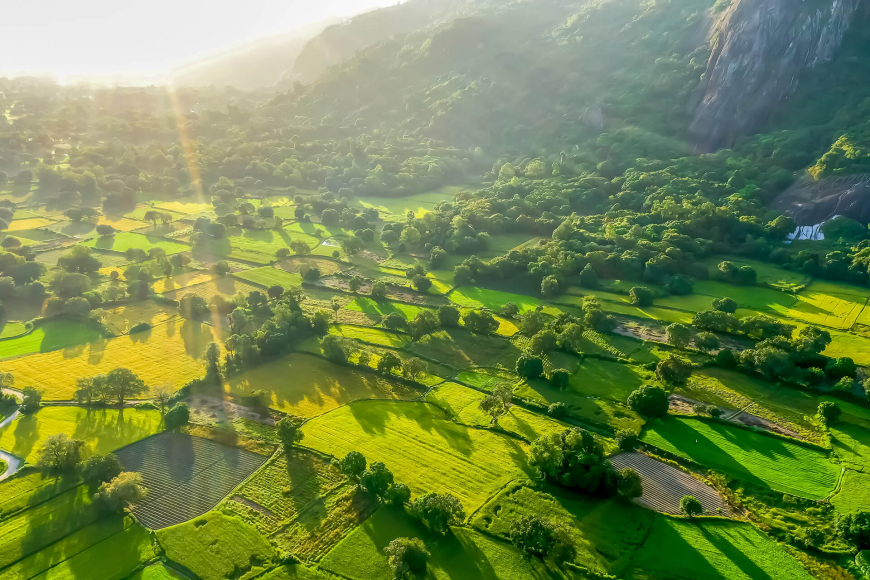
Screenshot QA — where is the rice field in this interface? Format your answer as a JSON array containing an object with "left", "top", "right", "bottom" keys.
[
  {"left": 233, "top": 267, "right": 303, "bottom": 288},
  {"left": 1, "top": 321, "right": 214, "bottom": 400},
  {"left": 82, "top": 232, "right": 189, "bottom": 255},
  {"left": 0, "top": 319, "right": 103, "bottom": 360},
  {"left": 0, "top": 406, "right": 162, "bottom": 464},
  {"left": 224, "top": 352, "right": 419, "bottom": 417},
  {"left": 301, "top": 400, "right": 534, "bottom": 510},
  {"left": 115, "top": 431, "right": 268, "bottom": 529},
  {"left": 641, "top": 416, "right": 839, "bottom": 499},
  {"left": 625, "top": 517, "right": 814, "bottom": 580}
]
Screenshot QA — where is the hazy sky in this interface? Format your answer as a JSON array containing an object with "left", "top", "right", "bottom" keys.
[{"left": 0, "top": 0, "right": 402, "bottom": 81}]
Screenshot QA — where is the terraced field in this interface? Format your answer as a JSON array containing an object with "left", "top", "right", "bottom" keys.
[
  {"left": 610, "top": 452, "right": 730, "bottom": 516},
  {"left": 115, "top": 432, "right": 268, "bottom": 529}
]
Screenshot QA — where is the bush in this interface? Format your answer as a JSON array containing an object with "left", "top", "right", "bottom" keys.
[
  {"left": 680, "top": 495, "right": 703, "bottom": 517},
  {"left": 656, "top": 355, "right": 692, "bottom": 385},
  {"left": 818, "top": 401, "right": 842, "bottom": 424},
  {"left": 615, "top": 428, "right": 638, "bottom": 450},
  {"left": 549, "top": 368, "right": 570, "bottom": 389},
  {"left": 547, "top": 402, "right": 566, "bottom": 418},
  {"left": 94, "top": 472, "right": 147, "bottom": 513},
  {"left": 626, "top": 385, "right": 669, "bottom": 418},
  {"left": 164, "top": 403, "right": 190, "bottom": 429},
  {"left": 516, "top": 354, "right": 544, "bottom": 379},
  {"left": 629, "top": 286, "right": 653, "bottom": 307},
  {"left": 80, "top": 453, "right": 122, "bottom": 483},
  {"left": 130, "top": 322, "right": 152, "bottom": 334},
  {"left": 384, "top": 537, "right": 429, "bottom": 578},
  {"left": 510, "top": 515, "right": 558, "bottom": 557}
]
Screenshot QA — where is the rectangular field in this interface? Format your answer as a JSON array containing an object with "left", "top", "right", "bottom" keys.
[
  {"left": 82, "top": 232, "right": 189, "bottom": 255},
  {"left": 784, "top": 289, "right": 867, "bottom": 329},
  {"left": 327, "top": 324, "right": 410, "bottom": 348},
  {"left": 301, "top": 401, "right": 534, "bottom": 511},
  {"left": 1, "top": 321, "right": 214, "bottom": 400},
  {"left": 641, "top": 417, "right": 839, "bottom": 499},
  {"left": 115, "top": 432, "right": 268, "bottom": 530},
  {"left": 233, "top": 267, "right": 303, "bottom": 288},
  {"left": 161, "top": 278, "right": 262, "bottom": 303}
]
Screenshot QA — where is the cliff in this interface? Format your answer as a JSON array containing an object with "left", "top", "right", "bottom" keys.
[{"left": 688, "top": 0, "right": 864, "bottom": 152}]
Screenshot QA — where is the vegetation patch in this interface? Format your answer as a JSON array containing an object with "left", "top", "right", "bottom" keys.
[
  {"left": 449, "top": 286, "right": 553, "bottom": 315},
  {"left": 0, "top": 406, "right": 162, "bottom": 464},
  {"left": 162, "top": 278, "right": 262, "bottom": 303},
  {"left": 831, "top": 469, "right": 870, "bottom": 515},
  {"left": 301, "top": 400, "right": 534, "bottom": 510},
  {"left": 625, "top": 517, "right": 814, "bottom": 580},
  {"left": 327, "top": 324, "right": 411, "bottom": 348},
  {"left": 344, "top": 297, "right": 429, "bottom": 323},
  {"left": 82, "top": 232, "right": 189, "bottom": 255},
  {"left": 2, "top": 321, "right": 213, "bottom": 400},
  {"left": 233, "top": 267, "right": 303, "bottom": 288},
  {"left": 640, "top": 416, "right": 839, "bottom": 499},
  {"left": 567, "top": 358, "right": 653, "bottom": 403},
  {"left": 224, "top": 352, "right": 418, "bottom": 417},
  {"left": 115, "top": 431, "right": 268, "bottom": 530},
  {"left": 408, "top": 329, "right": 519, "bottom": 369},
  {"left": 0, "top": 319, "right": 103, "bottom": 360},
  {"left": 101, "top": 301, "right": 178, "bottom": 335},
  {"left": 784, "top": 288, "right": 867, "bottom": 329},
  {"left": 515, "top": 378, "right": 644, "bottom": 431},
  {"left": 151, "top": 271, "right": 215, "bottom": 294}
]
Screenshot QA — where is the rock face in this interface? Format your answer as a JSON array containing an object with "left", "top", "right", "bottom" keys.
[{"left": 688, "top": 0, "right": 864, "bottom": 152}]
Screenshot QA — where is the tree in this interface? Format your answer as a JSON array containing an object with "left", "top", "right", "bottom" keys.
[
  {"left": 826, "top": 357, "right": 857, "bottom": 380},
  {"left": 80, "top": 453, "right": 122, "bottom": 483},
  {"left": 818, "top": 401, "right": 842, "bottom": 424},
  {"left": 94, "top": 472, "right": 147, "bottom": 513},
  {"left": 529, "top": 330, "right": 558, "bottom": 354},
  {"left": 463, "top": 310, "right": 498, "bottom": 334},
  {"left": 680, "top": 495, "right": 703, "bottom": 517},
  {"left": 453, "top": 265, "right": 473, "bottom": 285},
  {"left": 276, "top": 416, "right": 305, "bottom": 451},
  {"left": 541, "top": 275, "right": 560, "bottom": 299},
  {"left": 615, "top": 428, "right": 638, "bottom": 451},
  {"left": 331, "top": 296, "right": 341, "bottom": 322},
  {"left": 629, "top": 287, "right": 654, "bottom": 307},
  {"left": 656, "top": 355, "right": 692, "bottom": 385},
  {"left": 438, "top": 305, "right": 461, "bottom": 327},
  {"left": 501, "top": 303, "right": 519, "bottom": 318},
  {"left": 50, "top": 272, "right": 91, "bottom": 298},
  {"left": 371, "top": 281, "right": 388, "bottom": 300},
  {"left": 479, "top": 384, "right": 513, "bottom": 426},
  {"left": 378, "top": 352, "right": 402, "bottom": 375},
  {"left": 403, "top": 357, "right": 428, "bottom": 381},
  {"left": 387, "top": 482, "right": 412, "bottom": 506},
  {"left": 164, "top": 403, "right": 190, "bottom": 429},
  {"left": 516, "top": 354, "right": 544, "bottom": 379},
  {"left": 349, "top": 276, "right": 363, "bottom": 293},
  {"left": 214, "top": 260, "right": 231, "bottom": 276},
  {"left": 96, "top": 224, "right": 115, "bottom": 237},
  {"left": 665, "top": 323, "right": 691, "bottom": 349},
  {"left": 627, "top": 385, "right": 669, "bottom": 418},
  {"left": 338, "top": 451, "right": 368, "bottom": 483},
  {"left": 617, "top": 468, "right": 643, "bottom": 498},
  {"left": 102, "top": 368, "right": 147, "bottom": 406},
  {"left": 578, "top": 264, "right": 598, "bottom": 288},
  {"left": 361, "top": 461, "right": 394, "bottom": 499},
  {"left": 519, "top": 310, "right": 547, "bottom": 336},
  {"left": 712, "top": 297, "right": 737, "bottom": 313},
  {"left": 382, "top": 311, "right": 406, "bottom": 330},
  {"left": 152, "top": 386, "right": 172, "bottom": 415},
  {"left": 57, "top": 245, "right": 101, "bottom": 274},
  {"left": 839, "top": 511, "right": 870, "bottom": 550},
  {"left": 510, "top": 515, "right": 560, "bottom": 557},
  {"left": 20, "top": 386, "right": 42, "bottom": 413},
  {"left": 409, "top": 310, "right": 440, "bottom": 340},
  {"left": 549, "top": 368, "right": 570, "bottom": 389},
  {"left": 695, "top": 332, "right": 720, "bottom": 352},
  {"left": 321, "top": 335, "right": 355, "bottom": 363},
  {"left": 412, "top": 492, "right": 465, "bottom": 534},
  {"left": 38, "top": 434, "right": 86, "bottom": 471},
  {"left": 412, "top": 275, "right": 432, "bottom": 292},
  {"left": 267, "top": 285, "right": 284, "bottom": 300},
  {"left": 384, "top": 537, "right": 429, "bottom": 579}
]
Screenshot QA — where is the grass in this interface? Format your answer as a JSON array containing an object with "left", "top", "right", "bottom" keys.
[
  {"left": 408, "top": 329, "right": 520, "bottom": 369},
  {"left": 515, "top": 378, "right": 644, "bottom": 431},
  {"left": 162, "top": 278, "right": 264, "bottom": 303},
  {"left": 344, "top": 296, "right": 429, "bottom": 323},
  {"left": 301, "top": 400, "right": 534, "bottom": 511},
  {"left": 351, "top": 186, "right": 470, "bottom": 219},
  {"left": 94, "top": 215, "right": 148, "bottom": 232},
  {"left": 151, "top": 271, "right": 215, "bottom": 294},
  {"left": 81, "top": 232, "right": 189, "bottom": 255},
  {"left": 449, "top": 286, "right": 558, "bottom": 315},
  {"left": 100, "top": 301, "right": 178, "bottom": 335},
  {"left": 190, "top": 226, "right": 321, "bottom": 264},
  {"left": 224, "top": 352, "right": 419, "bottom": 417},
  {"left": 701, "top": 256, "right": 809, "bottom": 290},
  {"left": 831, "top": 469, "right": 870, "bottom": 515},
  {"left": 0, "top": 319, "right": 103, "bottom": 360},
  {"left": 115, "top": 431, "right": 268, "bottom": 530},
  {"left": 154, "top": 199, "right": 215, "bottom": 215},
  {"left": 157, "top": 512, "right": 275, "bottom": 580},
  {"left": 783, "top": 287, "right": 867, "bottom": 329},
  {"left": 456, "top": 368, "right": 518, "bottom": 390},
  {"left": 234, "top": 267, "right": 303, "bottom": 288},
  {"left": 220, "top": 449, "right": 345, "bottom": 536},
  {"left": 625, "top": 517, "right": 814, "bottom": 580},
  {"left": 1, "top": 321, "right": 215, "bottom": 400},
  {"left": 0, "top": 322, "right": 27, "bottom": 338},
  {"left": 127, "top": 563, "right": 187, "bottom": 580},
  {"left": 7, "top": 218, "right": 55, "bottom": 231},
  {"left": 0, "top": 471, "right": 80, "bottom": 519},
  {"left": 425, "top": 382, "right": 571, "bottom": 441},
  {"left": 470, "top": 482, "right": 654, "bottom": 577},
  {"left": 321, "top": 505, "right": 571, "bottom": 580},
  {"left": 0, "top": 406, "right": 162, "bottom": 464},
  {"left": 24, "top": 522, "right": 155, "bottom": 580},
  {"left": 258, "top": 564, "right": 332, "bottom": 580},
  {"left": 328, "top": 324, "right": 410, "bottom": 348},
  {"left": 641, "top": 416, "right": 839, "bottom": 499},
  {"left": 566, "top": 358, "right": 653, "bottom": 403},
  {"left": 557, "top": 293, "right": 694, "bottom": 324}
]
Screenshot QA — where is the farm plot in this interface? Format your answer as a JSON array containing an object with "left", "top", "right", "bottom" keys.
[
  {"left": 831, "top": 470, "right": 870, "bottom": 515},
  {"left": 0, "top": 471, "right": 80, "bottom": 520},
  {"left": 610, "top": 452, "right": 731, "bottom": 516},
  {"left": 691, "top": 280, "right": 799, "bottom": 313},
  {"left": 470, "top": 483, "right": 654, "bottom": 577},
  {"left": 7, "top": 218, "right": 55, "bottom": 231},
  {"left": 640, "top": 417, "right": 839, "bottom": 499},
  {"left": 783, "top": 288, "right": 867, "bottom": 329},
  {"left": 233, "top": 267, "right": 303, "bottom": 289},
  {"left": 127, "top": 564, "right": 187, "bottom": 580},
  {"left": 82, "top": 232, "right": 188, "bottom": 255},
  {"left": 225, "top": 352, "right": 419, "bottom": 417},
  {"left": 276, "top": 257, "right": 342, "bottom": 276},
  {"left": 327, "top": 324, "right": 410, "bottom": 348},
  {"left": 157, "top": 512, "right": 275, "bottom": 580},
  {"left": 344, "top": 297, "right": 429, "bottom": 323},
  {"left": 1, "top": 321, "right": 214, "bottom": 400},
  {"left": 100, "top": 301, "right": 178, "bottom": 335},
  {"left": 154, "top": 199, "right": 215, "bottom": 215},
  {"left": 456, "top": 368, "right": 519, "bottom": 391},
  {"left": 115, "top": 432, "right": 268, "bottom": 530},
  {"left": 449, "top": 286, "right": 557, "bottom": 315},
  {"left": 0, "top": 319, "right": 103, "bottom": 359},
  {"left": 701, "top": 256, "right": 809, "bottom": 290},
  {"left": 321, "top": 506, "right": 570, "bottom": 580},
  {"left": 0, "top": 406, "right": 162, "bottom": 464},
  {"left": 566, "top": 358, "right": 652, "bottom": 402},
  {"left": 425, "top": 382, "right": 570, "bottom": 441},
  {"left": 408, "top": 329, "right": 520, "bottom": 369},
  {"left": 151, "top": 271, "right": 215, "bottom": 294},
  {"left": 351, "top": 186, "right": 468, "bottom": 220},
  {"left": 94, "top": 215, "right": 147, "bottom": 232},
  {"left": 220, "top": 449, "right": 345, "bottom": 536},
  {"left": 301, "top": 401, "right": 534, "bottom": 511},
  {"left": 162, "top": 278, "right": 262, "bottom": 303},
  {"left": 625, "top": 517, "right": 814, "bottom": 580}
]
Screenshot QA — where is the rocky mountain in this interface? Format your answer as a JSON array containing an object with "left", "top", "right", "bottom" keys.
[{"left": 688, "top": 0, "right": 866, "bottom": 152}]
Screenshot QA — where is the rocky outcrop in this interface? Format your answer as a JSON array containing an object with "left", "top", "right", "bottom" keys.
[{"left": 688, "top": 0, "right": 864, "bottom": 152}]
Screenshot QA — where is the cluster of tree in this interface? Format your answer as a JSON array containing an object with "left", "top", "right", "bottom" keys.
[{"left": 336, "top": 451, "right": 411, "bottom": 507}]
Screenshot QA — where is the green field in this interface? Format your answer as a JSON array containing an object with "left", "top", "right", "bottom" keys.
[
  {"left": 301, "top": 401, "right": 533, "bottom": 510},
  {"left": 0, "top": 406, "right": 163, "bottom": 464},
  {"left": 567, "top": 358, "right": 653, "bottom": 402},
  {"left": 641, "top": 416, "right": 839, "bottom": 499},
  {"left": 351, "top": 186, "right": 471, "bottom": 220},
  {"left": 328, "top": 324, "right": 411, "bottom": 348},
  {"left": 784, "top": 287, "right": 867, "bottom": 329},
  {"left": 831, "top": 469, "right": 870, "bottom": 515},
  {"left": 233, "top": 267, "right": 303, "bottom": 288},
  {"left": 321, "top": 506, "right": 570, "bottom": 580},
  {"left": 0, "top": 320, "right": 103, "bottom": 360},
  {"left": 449, "top": 286, "right": 558, "bottom": 315},
  {"left": 344, "top": 297, "right": 430, "bottom": 323},
  {"left": 701, "top": 256, "right": 809, "bottom": 290},
  {"left": 0, "top": 322, "right": 27, "bottom": 339},
  {"left": 127, "top": 564, "right": 187, "bottom": 580},
  {"left": 625, "top": 517, "right": 814, "bottom": 580},
  {"left": 157, "top": 512, "right": 275, "bottom": 580},
  {"left": 408, "top": 329, "right": 520, "bottom": 369},
  {"left": 82, "top": 231, "right": 189, "bottom": 255}
]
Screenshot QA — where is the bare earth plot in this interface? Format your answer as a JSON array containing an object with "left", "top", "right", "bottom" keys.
[
  {"left": 115, "top": 432, "right": 268, "bottom": 530},
  {"left": 610, "top": 452, "right": 731, "bottom": 516}
]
